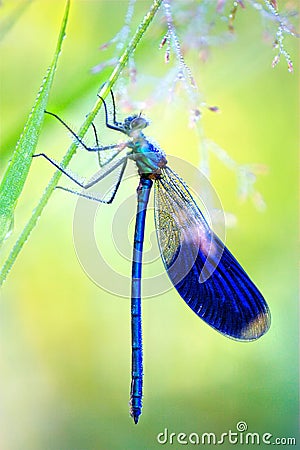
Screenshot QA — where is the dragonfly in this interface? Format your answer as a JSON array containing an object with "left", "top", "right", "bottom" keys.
[{"left": 34, "top": 90, "right": 271, "bottom": 424}]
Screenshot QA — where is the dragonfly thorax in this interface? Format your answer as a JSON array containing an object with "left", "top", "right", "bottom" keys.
[{"left": 129, "top": 137, "right": 168, "bottom": 178}]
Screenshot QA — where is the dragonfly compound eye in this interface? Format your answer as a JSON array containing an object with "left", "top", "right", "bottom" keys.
[{"left": 130, "top": 116, "right": 149, "bottom": 130}]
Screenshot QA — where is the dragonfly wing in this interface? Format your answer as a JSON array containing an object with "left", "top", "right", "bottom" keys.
[{"left": 154, "top": 167, "right": 270, "bottom": 341}]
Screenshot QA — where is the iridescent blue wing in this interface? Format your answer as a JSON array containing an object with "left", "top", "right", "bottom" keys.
[{"left": 154, "top": 166, "right": 270, "bottom": 340}]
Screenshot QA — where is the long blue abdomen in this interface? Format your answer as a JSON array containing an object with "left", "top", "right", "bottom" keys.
[{"left": 130, "top": 177, "right": 153, "bottom": 424}]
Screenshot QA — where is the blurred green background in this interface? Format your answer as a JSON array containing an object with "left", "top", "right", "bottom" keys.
[{"left": 0, "top": 1, "right": 298, "bottom": 449}]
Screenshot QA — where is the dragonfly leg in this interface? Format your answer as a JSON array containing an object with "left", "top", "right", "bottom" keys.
[
  {"left": 45, "top": 107, "right": 128, "bottom": 169},
  {"left": 89, "top": 121, "right": 113, "bottom": 168},
  {"left": 33, "top": 153, "right": 128, "bottom": 203},
  {"left": 90, "top": 121, "right": 104, "bottom": 168},
  {"left": 97, "top": 91, "right": 125, "bottom": 133},
  {"left": 109, "top": 89, "right": 119, "bottom": 126},
  {"left": 33, "top": 152, "right": 86, "bottom": 187},
  {"left": 90, "top": 121, "right": 100, "bottom": 147},
  {"left": 57, "top": 157, "right": 127, "bottom": 204},
  {"left": 45, "top": 110, "right": 122, "bottom": 155}
]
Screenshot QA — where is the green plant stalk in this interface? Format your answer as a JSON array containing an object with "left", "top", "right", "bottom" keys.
[
  {"left": 0, "top": 0, "right": 163, "bottom": 286},
  {"left": 0, "top": 0, "right": 70, "bottom": 245}
]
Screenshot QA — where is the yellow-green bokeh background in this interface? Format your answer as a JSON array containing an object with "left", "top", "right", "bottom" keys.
[{"left": 0, "top": 1, "right": 298, "bottom": 449}]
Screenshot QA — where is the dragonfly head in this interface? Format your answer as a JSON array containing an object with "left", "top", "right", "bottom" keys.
[{"left": 123, "top": 114, "right": 149, "bottom": 136}]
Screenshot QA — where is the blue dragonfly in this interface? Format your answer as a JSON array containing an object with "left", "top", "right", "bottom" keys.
[{"left": 34, "top": 91, "right": 271, "bottom": 424}]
